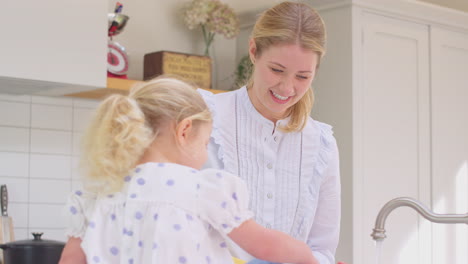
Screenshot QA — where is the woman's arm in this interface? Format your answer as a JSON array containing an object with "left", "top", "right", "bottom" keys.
[
  {"left": 58, "top": 237, "right": 86, "bottom": 264},
  {"left": 228, "top": 219, "right": 318, "bottom": 264}
]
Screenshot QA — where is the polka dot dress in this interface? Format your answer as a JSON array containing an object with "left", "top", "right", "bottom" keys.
[{"left": 65, "top": 162, "right": 254, "bottom": 264}]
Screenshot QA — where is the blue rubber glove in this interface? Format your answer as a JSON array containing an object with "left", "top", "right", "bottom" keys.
[{"left": 246, "top": 259, "right": 279, "bottom": 264}]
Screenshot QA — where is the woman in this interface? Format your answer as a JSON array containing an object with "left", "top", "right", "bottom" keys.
[
  {"left": 59, "top": 2, "right": 340, "bottom": 264},
  {"left": 199, "top": 1, "right": 340, "bottom": 264}
]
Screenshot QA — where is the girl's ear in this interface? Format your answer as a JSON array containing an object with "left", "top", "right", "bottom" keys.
[
  {"left": 248, "top": 39, "right": 257, "bottom": 64},
  {"left": 176, "top": 118, "right": 193, "bottom": 145}
]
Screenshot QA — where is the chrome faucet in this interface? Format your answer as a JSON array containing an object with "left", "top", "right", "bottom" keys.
[{"left": 371, "top": 197, "right": 468, "bottom": 241}]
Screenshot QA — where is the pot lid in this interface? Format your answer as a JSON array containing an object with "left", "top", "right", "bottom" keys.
[{"left": 2, "top": 232, "right": 65, "bottom": 248}]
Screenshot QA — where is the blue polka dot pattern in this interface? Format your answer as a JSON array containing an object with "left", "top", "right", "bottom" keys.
[
  {"left": 222, "top": 224, "right": 229, "bottom": 229},
  {"left": 110, "top": 246, "right": 119, "bottom": 256},
  {"left": 89, "top": 222, "right": 96, "bottom": 228},
  {"left": 152, "top": 242, "right": 158, "bottom": 249},
  {"left": 75, "top": 190, "right": 82, "bottom": 196},
  {"left": 216, "top": 172, "right": 222, "bottom": 178},
  {"left": 70, "top": 206, "right": 77, "bottom": 215},
  {"left": 232, "top": 192, "right": 238, "bottom": 200},
  {"left": 219, "top": 242, "right": 227, "bottom": 248},
  {"left": 130, "top": 193, "right": 137, "bottom": 199},
  {"left": 135, "top": 168, "right": 141, "bottom": 173},
  {"left": 111, "top": 214, "right": 116, "bottom": 221},
  {"left": 128, "top": 259, "right": 134, "bottom": 264},
  {"left": 153, "top": 213, "right": 158, "bottom": 221},
  {"left": 138, "top": 240, "right": 144, "bottom": 247},
  {"left": 221, "top": 201, "right": 227, "bottom": 209},
  {"left": 123, "top": 228, "right": 133, "bottom": 236},
  {"left": 186, "top": 214, "right": 193, "bottom": 221},
  {"left": 124, "top": 175, "right": 131, "bottom": 182},
  {"left": 179, "top": 256, "right": 187, "bottom": 263},
  {"left": 137, "top": 178, "right": 145, "bottom": 185},
  {"left": 173, "top": 224, "right": 182, "bottom": 231},
  {"left": 93, "top": 256, "right": 100, "bottom": 262},
  {"left": 157, "top": 163, "right": 165, "bottom": 167},
  {"left": 166, "top": 179, "right": 175, "bottom": 186},
  {"left": 206, "top": 256, "right": 211, "bottom": 263},
  {"left": 135, "top": 212, "right": 143, "bottom": 220}
]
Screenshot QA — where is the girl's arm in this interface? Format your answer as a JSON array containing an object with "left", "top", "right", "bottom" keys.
[
  {"left": 58, "top": 237, "right": 86, "bottom": 264},
  {"left": 228, "top": 219, "right": 319, "bottom": 264}
]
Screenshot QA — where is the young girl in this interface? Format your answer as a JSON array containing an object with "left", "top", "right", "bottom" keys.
[{"left": 59, "top": 77, "right": 319, "bottom": 264}]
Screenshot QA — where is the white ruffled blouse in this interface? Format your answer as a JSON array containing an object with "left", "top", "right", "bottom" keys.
[
  {"left": 65, "top": 162, "right": 253, "bottom": 264},
  {"left": 199, "top": 87, "right": 341, "bottom": 264}
]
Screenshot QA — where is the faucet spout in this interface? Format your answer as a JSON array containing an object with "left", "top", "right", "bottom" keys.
[{"left": 371, "top": 197, "right": 468, "bottom": 241}]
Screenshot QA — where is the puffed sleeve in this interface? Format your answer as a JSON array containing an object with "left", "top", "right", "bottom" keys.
[
  {"left": 307, "top": 126, "right": 341, "bottom": 264},
  {"left": 197, "top": 169, "right": 254, "bottom": 234},
  {"left": 63, "top": 190, "right": 97, "bottom": 239}
]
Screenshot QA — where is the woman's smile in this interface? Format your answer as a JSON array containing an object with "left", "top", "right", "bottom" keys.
[{"left": 270, "top": 90, "right": 293, "bottom": 104}]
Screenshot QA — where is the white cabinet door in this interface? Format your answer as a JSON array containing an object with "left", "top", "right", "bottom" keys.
[
  {"left": 0, "top": 0, "right": 107, "bottom": 88},
  {"left": 430, "top": 27, "right": 468, "bottom": 264},
  {"left": 356, "top": 12, "right": 431, "bottom": 264}
]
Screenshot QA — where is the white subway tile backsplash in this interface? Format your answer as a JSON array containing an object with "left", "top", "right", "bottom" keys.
[
  {"left": 30, "top": 154, "right": 71, "bottom": 179},
  {"left": 0, "top": 101, "right": 30, "bottom": 127},
  {"left": 0, "top": 177, "right": 29, "bottom": 202},
  {"left": 73, "top": 98, "right": 99, "bottom": 108},
  {"left": 71, "top": 157, "right": 83, "bottom": 180},
  {"left": 8, "top": 203, "right": 28, "bottom": 228},
  {"left": 13, "top": 228, "right": 28, "bottom": 240},
  {"left": 0, "top": 126, "right": 29, "bottom": 152},
  {"left": 0, "top": 94, "right": 98, "bottom": 236},
  {"left": 0, "top": 93, "right": 31, "bottom": 103},
  {"left": 0, "top": 152, "right": 29, "bottom": 177},
  {"left": 30, "top": 129, "right": 72, "bottom": 155},
  {"left": 31, "top": 104, "right": 72, "bottom": 130},
  {"left": 31, "top": 95, "right": 73, "bottom": 106},
  {"left": 73, "top": 108, "right": 94, "bottom": 132},
  {"left": 29, "top": 179, "right": 71, "bottom": 204},
  {"left": 72, "top": 132, "right": 83, "bottom": 156},
  {"left": 29, "top": 204, "right": 66, "bottom": 229}
]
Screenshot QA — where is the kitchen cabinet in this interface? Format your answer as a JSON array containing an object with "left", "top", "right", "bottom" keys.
[
  {"left": 306, "top": 1, "right": 468, "bottom": 264},
  {"left": 430, "top": 27, "right": 468, "bottom": 264},
  {"left": 0, "top": 0, "right": 108, "bottom": 95}
]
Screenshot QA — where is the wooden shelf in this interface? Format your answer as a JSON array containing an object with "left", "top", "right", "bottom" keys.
[{"left": 66, "top": 77, "right": 226, "bottom": 99}]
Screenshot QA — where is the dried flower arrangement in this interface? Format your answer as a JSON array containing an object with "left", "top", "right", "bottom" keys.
[{"left": 183, "top": 0, "right": 240, "bottom": 56}]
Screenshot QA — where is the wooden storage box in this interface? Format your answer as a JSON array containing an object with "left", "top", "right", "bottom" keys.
[{"left": 144, "top": 51, "right": 212, "bottom": 89}]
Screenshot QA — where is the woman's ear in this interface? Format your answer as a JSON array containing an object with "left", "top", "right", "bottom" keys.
[
  {"left": 175, "top": 118, "right": 193, "bottom": 145},
  {"left": 248, "top": 39, "right": 257, "bottom": 64}
]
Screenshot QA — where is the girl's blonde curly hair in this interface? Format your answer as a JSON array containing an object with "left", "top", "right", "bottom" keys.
[{"left": 81, "top": 77, "right": 211, "bottom": 194}]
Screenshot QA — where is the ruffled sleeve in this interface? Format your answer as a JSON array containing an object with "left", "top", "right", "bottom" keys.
[
  {"left": 306, "top": 122, "right": 341, "bottom": 264},
  {"left": 63, "top": 190, "right": 97, "bottom": 239},
  {"left": 197, "top": 169, "right": 254, "bottom": 234}
]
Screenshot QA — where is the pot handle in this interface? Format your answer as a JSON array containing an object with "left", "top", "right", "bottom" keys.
[{"left": 0, "top": 244, "right": 9, "bottom": 250}]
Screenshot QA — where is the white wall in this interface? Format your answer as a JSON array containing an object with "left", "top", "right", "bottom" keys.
[
  {"left": 0, "top": 93, "right": 98, "bottom": 242},
  {"left": 109, "top": 0, "right": 239, "bottom": 90}
]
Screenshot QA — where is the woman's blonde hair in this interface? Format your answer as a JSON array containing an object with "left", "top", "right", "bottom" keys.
[
  {"left": 248, "top": 1, "right": 326, "bottom": 132},
  {"left": 81, "top": 77, "right": 212, "bottom": 194}
]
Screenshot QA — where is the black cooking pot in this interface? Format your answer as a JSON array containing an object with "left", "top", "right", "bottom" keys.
[{"left": 0, "top": 232, "right": 65, "bottom": 264}]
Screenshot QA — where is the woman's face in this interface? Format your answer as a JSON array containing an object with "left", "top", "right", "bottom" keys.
[{"left": 248, "top": 41, "right": 319, "bottom": 122}]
